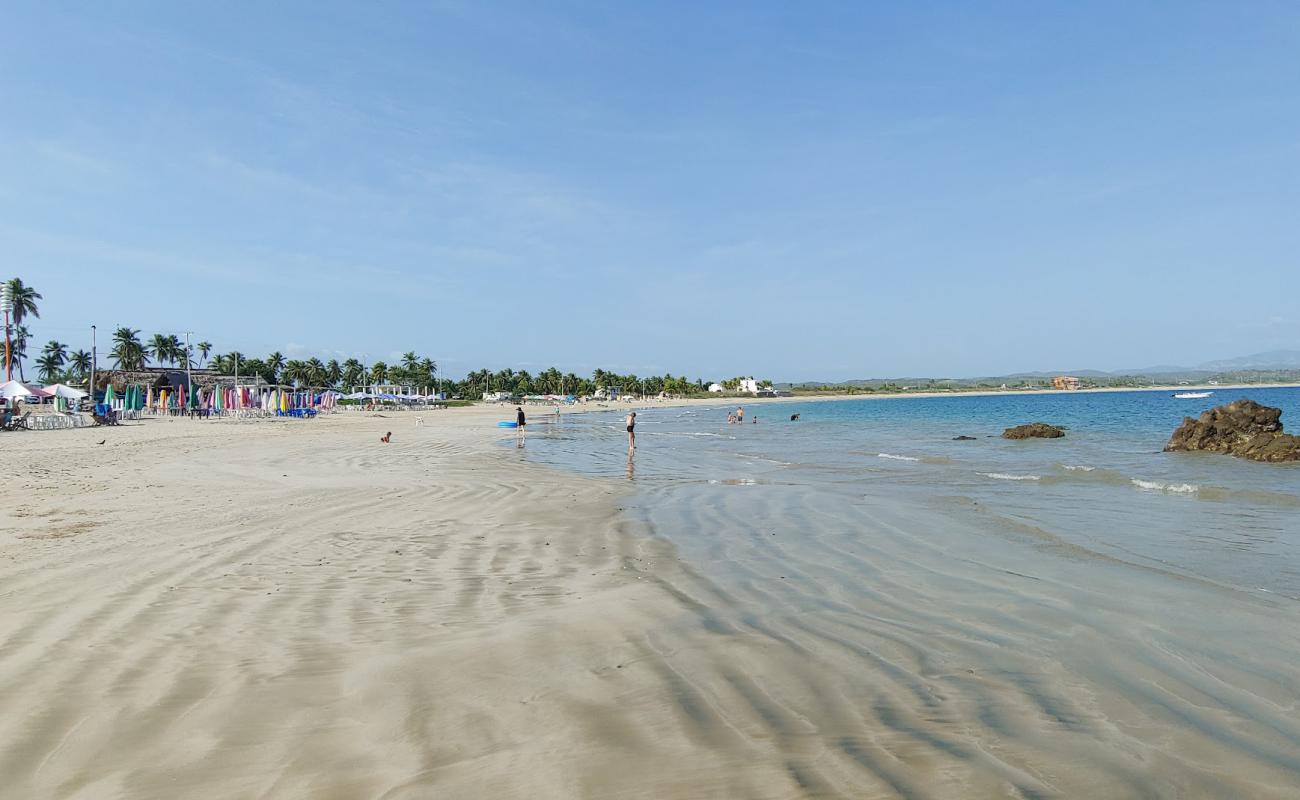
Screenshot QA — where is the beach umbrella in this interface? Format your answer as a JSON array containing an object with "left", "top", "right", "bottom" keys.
[
  {"left": 280, "top": 391, "right": 289, "bottom": 414},
  {"left": 147, "top": 387, "right": 154, "bottom": 410},
  {"left": 104, "top": 383, "right": 116, "bottom": 407},
  {"left": 214, "top": 387, "right": 224, "bottom": 412}
]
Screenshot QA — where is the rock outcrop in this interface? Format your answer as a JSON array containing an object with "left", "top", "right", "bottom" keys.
[
  {"left": 1002, "top": 423, "right": 1065, "bottom": 439},
  {"left": 1165, "top": 399, "right": 1300, "bottom": 462}
]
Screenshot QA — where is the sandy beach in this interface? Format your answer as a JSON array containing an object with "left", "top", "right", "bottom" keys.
[
  {"left": 4, "top": 404, "right": 1300, "bottom": 798},
  {"left": 0, "top": 409, "right": 684, "bottom": 797}
]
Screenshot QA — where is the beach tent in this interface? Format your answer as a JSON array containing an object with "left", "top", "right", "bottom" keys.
[
  {"left": 43, "top": 383, "right": 89, "bottom": 400},
  {"left": 0, "top": 380, "right": 49, "bottom": 401}
]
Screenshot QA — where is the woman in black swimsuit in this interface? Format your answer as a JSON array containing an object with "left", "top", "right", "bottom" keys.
[
  {"left": 516, "top": 406, "right": 526, "bottom": 430},
  {"left": 625, "top": 411, "right": 636, "bottom": 450}
]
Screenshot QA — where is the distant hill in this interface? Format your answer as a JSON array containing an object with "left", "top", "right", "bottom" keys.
[
  {"left": 1196, "top": 350, "right": 1300, "bottom": 371},
  {"left": 789, "top": 350, "right": 1300, "bottom": 389}
]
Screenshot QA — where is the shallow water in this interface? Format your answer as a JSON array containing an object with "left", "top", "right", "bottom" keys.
[
  {"left": 520, "top": 388, "right": 1300, "bottom": 598},
  {"left": 511, "top": 389, "right": 1300, "bottom": 796}
]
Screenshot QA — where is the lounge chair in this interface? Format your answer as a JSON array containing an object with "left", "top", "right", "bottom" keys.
[
  {"left": 3, "top": 412, "right": 32, "bottom": 432},
  {"left": 92, "top": 408, "right": 119, "bottom": 426}
]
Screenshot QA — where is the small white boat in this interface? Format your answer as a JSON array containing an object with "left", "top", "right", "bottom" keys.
[{"left": 1173, "top": 391, "right": 1213, "bottom": 399}]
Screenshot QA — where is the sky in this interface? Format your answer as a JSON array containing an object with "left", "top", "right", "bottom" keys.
[{"left": 2, "top": 1, "right": 1298, "bottom": 382}]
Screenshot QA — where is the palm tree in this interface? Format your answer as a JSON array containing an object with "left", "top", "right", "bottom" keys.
[
  {"left": 370, "top": 361, "right": 389, "bottom": 384},
  {"left": 167, "top": 334, "right": 185, "bottom": 366},
  {"left": 196, "top": 341, "right": 213, "bottom": 367},
  {"left": 68, "top": 349, "right": 92, "bottom": 380},
  {"left": 111, "top": 327, "right": 148, "bottom": 370},
  {"left": 265, "top": 352, "right": 285, "bottom": 383},
  {"left": 5, "top": 278, "right": 41, "bottom": 326},
  {"left": 306, "top": 357, "right": 326, "bottom": 387},
  {"left": 13, "top": 325, "right": 31, "bottom": 380},
  {"left": 214, "top": 351, "right": 245, "bottom": 375},
  {"left": 326, "top": 359, "right": 342, "bottom": 387},
  {"left": 149, "top": 333, "right": 173, "bottom": 366},
  {"left": 282, "top": 360, "right": 308, "bottom": 387},
  {"left": 36, "top": 352, "right": 64, "bottom": 382},
  {"left": 42, "top": 340, "right": 68, "bottom": 372},
  {"left": 341, "top": 358, "right": 364, "bottom": 389}
]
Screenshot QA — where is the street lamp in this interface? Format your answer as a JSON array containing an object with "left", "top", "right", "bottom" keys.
[{"left": 1, "top": 282, "right": 13, "bottom": 383}]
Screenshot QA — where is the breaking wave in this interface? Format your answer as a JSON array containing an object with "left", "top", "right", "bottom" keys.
[
  {"left": 978, "top": 472, "right": 1042, "bottom": 481},
  {"left": 1131, "top": 479, "right": 1200, "bottom": 494}
]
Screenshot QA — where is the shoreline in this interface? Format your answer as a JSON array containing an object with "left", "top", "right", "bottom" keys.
[
  {"left": 519, "top": 380, "right": 1300, "bottom": 421},
  {"left": 3, "top": 399, "right": 1300, "bottom": 796}
]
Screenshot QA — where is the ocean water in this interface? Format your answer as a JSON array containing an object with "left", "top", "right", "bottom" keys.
[
  {"left": 517, "top": 388, "right": 1300, "bottom": 598},
  {"left": 508, "top": 389, "right": 1300, "bottom": 793}
]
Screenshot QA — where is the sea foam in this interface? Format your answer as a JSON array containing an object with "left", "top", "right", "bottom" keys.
[
  {"left": 1131, "top": 479, "right": 1199, "bottom": 494},
  {"left": 978, "top": 472, "right": 1042, "bottom": 481},
  {"left": 877, "top": 453, "right": 921, "bottom": 462}
]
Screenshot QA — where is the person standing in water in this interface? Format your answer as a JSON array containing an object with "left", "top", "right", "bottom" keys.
[
  {"left": 736, "top": 406, "right": 745, "bottom": 423},
  {"left": 516, "top": 406, "right": 526, "bottom": 432},
  {"left": 625, "top": 411, "right": 636, "bottom": 450}
]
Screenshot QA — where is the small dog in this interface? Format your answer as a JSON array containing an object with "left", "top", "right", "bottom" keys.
[{"left": 381, "top": 432, "right": 392, "bottom": 443}]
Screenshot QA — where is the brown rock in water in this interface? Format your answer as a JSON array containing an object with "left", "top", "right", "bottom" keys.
[
  {"left": 1002, "top": 423, "right": 1065, "bottom": 439},
  {"left": 1165, "top": 399, "right": 1300, "bottom": 462}
]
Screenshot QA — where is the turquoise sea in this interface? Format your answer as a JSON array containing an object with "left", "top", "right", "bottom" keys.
[
  {"left": 509, "top": 387, "right": 1300, "bottom": 794},
  {"left": 520, "top": 387, "right": 1300, "bottom": 598}
]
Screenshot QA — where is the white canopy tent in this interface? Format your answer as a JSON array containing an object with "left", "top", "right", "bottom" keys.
[
  {"left": 41, "top": 383, "right": 89, "bottom": 400},
  {"left": 0, "top": 380, "right": 49, "bottom": 401}
]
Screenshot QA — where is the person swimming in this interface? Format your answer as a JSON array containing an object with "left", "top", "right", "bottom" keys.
[
  {"left": 381, "top": 431, "right": 392, "bottom": 443},
  {"left": 790, "top": 413, "right": 800, "bottom": 421}
]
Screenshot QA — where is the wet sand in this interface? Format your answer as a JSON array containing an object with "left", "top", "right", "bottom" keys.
[{"left": 2, "top": 408, "right": 1298, "bottom": 798}]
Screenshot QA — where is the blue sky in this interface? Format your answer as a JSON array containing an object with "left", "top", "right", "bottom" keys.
[{"left": 3, "top": 2, "right": 1298, "bottom": 381}]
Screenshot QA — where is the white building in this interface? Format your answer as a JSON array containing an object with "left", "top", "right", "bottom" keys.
[
  {"left": 707, "top": 383, "right": 724, "bottom": 393},
  {"left": 738, "top": 378, "right": 760, "bottom": 394}
]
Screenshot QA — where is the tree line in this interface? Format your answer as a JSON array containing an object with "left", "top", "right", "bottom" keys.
[{"left": 7, "top": 277, "right": 731, "bottom": 397}]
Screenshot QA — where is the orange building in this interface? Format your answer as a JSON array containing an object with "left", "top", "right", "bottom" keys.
[{"left": 1052, "top": 375, "right": 1081, "bottom": 390}]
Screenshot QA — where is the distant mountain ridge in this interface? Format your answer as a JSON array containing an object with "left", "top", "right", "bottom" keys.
[
  {"left": 1193, "top": 350, "right": 1300, "bottom": 371},
  {"left": 789, "top": 350, "right": 1300, "bottom": 388}
]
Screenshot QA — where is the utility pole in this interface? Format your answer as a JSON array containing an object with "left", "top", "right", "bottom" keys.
[
  {"left": 90, "top": 325, "right": 97, "bottom": 401},
  {"left": 184, "top": 331, "right": 194, "bottom": 408}
]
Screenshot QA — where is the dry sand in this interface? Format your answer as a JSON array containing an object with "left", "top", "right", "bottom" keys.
[{"left": 3, "top": 405, "right": 1299, "bottom": 799}]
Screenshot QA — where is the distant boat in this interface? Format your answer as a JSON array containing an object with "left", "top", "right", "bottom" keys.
[{"left": 1173, "top": 391, "right": 1213, "bottom": 399}]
